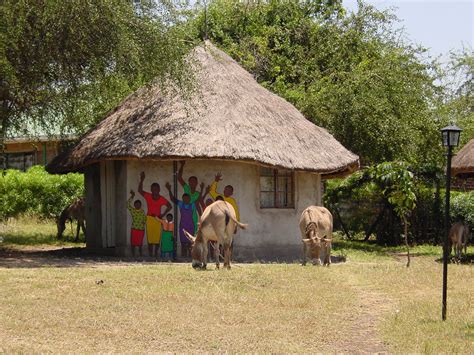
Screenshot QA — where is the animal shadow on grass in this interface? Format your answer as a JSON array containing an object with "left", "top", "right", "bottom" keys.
[
  {"left": 332, "top": 240, "right": 389, "bottom": 257},
  {"left": 434, "top": 253, "right": 474, "bottom": 265}
]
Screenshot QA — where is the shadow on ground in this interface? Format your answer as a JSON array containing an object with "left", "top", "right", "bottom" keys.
[
  {"left": 434, "top": 253, "right": 474, "bottom": 265},
  {"left": 0, "top": 246, "right": 347, "bottom": 269},
  {"left": 0, "top": 247, "right": 174, "bottom": 268}
]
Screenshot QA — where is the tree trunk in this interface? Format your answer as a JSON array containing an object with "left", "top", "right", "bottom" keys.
[
  {"left": 403, "top": 216, "right": 411, "bottom": 267},
  {"left": 0, "top": 88, "right": 11, "bottom": 170},
  {"left": 364, "top": 204, "right": 386, "bottom": 241},
  {"left": 334, "top": 207, "right": 352, "bottom": 240}
]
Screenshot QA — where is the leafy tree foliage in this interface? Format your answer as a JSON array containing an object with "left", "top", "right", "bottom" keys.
[
  {"left": 370, "top": 162, "right": 416, "bottom": 266},
  {"left": 190, "top": 0, "right": 444, "bottom": 166},
  {"left": 1, "top": 0, "right": 193, "bottom": 142},
  {"left": 443, "top": 50, "right": 474, "bottom": 146},
  {"left": 325, "top": 161, "right": 418, "bottom": 251}
]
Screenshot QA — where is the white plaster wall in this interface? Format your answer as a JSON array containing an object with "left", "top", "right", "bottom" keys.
[{"left": 124, "top": 159, "right": 321, "bottom": 261}]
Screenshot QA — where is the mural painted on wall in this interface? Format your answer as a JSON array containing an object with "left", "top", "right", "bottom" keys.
[
  {"left": 127, "top": 190, "right": 147, "bottom": 256},
  {"left": 138, "top": 171, "right": 172, "bottom": 258},
  {"left": 178, "top": 161, "right": 200, "bottom": 228},
  {"left": 210, "top": 172, "right": 240, "bottom": 221},
  {"left": 126, "top": 162, "right": 240, "bottom": 258},
  {"left": 165, "top": 181, "right": 206, "bottom": 258},
  {"left": 156, "top": 213, "right": 174, "bottom": 260}
]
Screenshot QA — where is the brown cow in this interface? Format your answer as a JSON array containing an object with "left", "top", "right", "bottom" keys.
[
  {"left": 183, "top": 200, "right": 247, "bottom": 270},
  {"left": 299, "top": 206, "right": 333, "bottom": 266},
  {"left": 449, "top": 221, "right": 469, "bottom": 263}
]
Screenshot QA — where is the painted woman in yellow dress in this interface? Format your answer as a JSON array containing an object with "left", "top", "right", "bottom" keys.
[{"left": 138, "top": 171, "right": 171, "bottom": 257}]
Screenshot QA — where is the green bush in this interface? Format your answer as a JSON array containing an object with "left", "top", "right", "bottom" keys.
[
  {"left": 0, "top": 166, "right": 84, "bottom": 220},
  {"left": 324, "top": 163, "right": 446, "bottom": 245},
  {"left": 451, "top": 191, "right": 474, "bottom": 225}
]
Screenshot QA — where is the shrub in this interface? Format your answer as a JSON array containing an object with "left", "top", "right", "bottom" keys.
[
  {"left": 451, "top": 191, "right": 474, "bottom": 225},
  {"left": 0, "top": 166, "right": 84, "bottom": 220},
  {"left": 324, "top": 162, "right": 445, "bottom": 245}
]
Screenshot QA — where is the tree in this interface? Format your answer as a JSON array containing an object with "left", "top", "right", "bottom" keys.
[
  {"left": 190, "top": 0, "right": 444, "bottom": 167},
  {"left": 370, "top": 162, "right": 417, "bottom": 267},
  {"left": 325, "top": 161, "right": 417, "bottom": 259},
  {"left": 0, "top": 0, "right": 193, "bottom": 147},
  {"left": 443, "top": 49, "right": 473, "bottom": 146}
]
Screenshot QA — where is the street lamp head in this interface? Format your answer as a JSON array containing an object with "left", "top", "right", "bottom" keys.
[{"left": 441, "top": 124, "right": 462, "bottom": 147}]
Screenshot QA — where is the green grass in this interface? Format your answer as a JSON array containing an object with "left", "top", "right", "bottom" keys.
[
  {"left": 0, "top": 216, "right": 84, "bottom": 247},
  {"left": 0, "top": 220, "right": 473, "bottom": 353}
]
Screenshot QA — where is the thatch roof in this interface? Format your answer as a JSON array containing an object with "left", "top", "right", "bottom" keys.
[
  {"left": 452, "top": 138, "right": 474, "bottom": 176},
  {"left": 47, "top": 41, "right": 359, "bottom": 177}
]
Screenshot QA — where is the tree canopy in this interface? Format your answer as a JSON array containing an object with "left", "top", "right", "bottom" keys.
[
  {"left": 1, "top": 0, "right": 193, "bottom": 142},
  {"left": 190, "top": 0, "right": 446, "bottom": 167},
  {"left": 1, "top": 0, "right": 469, "bottom": 169},
  {"left": 443, "top": 49, "right": 474, "bottom": 147}
]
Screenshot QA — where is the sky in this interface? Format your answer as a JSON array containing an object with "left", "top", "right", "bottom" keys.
[{"left": 343, "top": 0, "right": 473, "bottom": 62}]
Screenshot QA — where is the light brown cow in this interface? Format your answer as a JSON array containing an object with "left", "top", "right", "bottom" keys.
[
  {"left": 449, "top": 221, "right": 469, "bottom": 262},
  {"left": 183, "top": 200, "right": 248, "bottom": 270},
  {"left": 299, "top": 206, "right": 333, "bottom": 266}
]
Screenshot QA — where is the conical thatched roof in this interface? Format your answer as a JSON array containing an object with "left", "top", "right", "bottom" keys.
[
  {"left": 47, "top": 41, "right": 359, "bottom": 176},
  {"left": 452, "top": 138, "right": 474, "bottom": 176}
]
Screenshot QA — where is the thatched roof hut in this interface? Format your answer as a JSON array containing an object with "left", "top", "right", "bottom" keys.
[
  {"left": 46, "top": 41, "right": 359, "bottom": 260},
  {"left": 452, "top": 138, "right": 474, "bottom": 176},
  {"left": 47, "top": 41, "right": 358, "bottom": 176}
]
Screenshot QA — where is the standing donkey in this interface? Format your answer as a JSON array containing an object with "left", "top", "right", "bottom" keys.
[
  {"left": 449, "top": 221, "right": 469, "bottom": 263},
  {"left": 57, "top": 197, "right": 86, "bottom": 242}
]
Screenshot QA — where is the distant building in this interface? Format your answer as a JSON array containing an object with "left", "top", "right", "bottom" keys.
[
  {"left": 452, "top": 138, "right": 474, "bottom": 191},
  {"left": 2, "top": 135, "right": 75, "bottom": 171}
]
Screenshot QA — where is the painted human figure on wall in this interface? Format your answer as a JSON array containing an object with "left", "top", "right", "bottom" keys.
[
  {"left": 210, "top": 172, "right": 240, "bottom": 221},
  {"left": 138, "top": 171, "right": 172, "bottom": 257},
  {"left": 156, "top": 213, "right": 174, "bottom": 260},
  {"left": 177, "top": 161, "right": 210, "bottom": 225},
  {"left": 205, "top": 198, "right": 214, "bottom": 207},
  {"left": 165, "top": 182, "right": 205, "bottom": 258},
  {"left": 127, "top": 190, "right": 147, "bottom": 257}
]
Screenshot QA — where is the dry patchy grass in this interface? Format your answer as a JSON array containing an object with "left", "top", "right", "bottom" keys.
[
  {"left": 0, "top": 264, "right": 363, "bottom": 353},
  {"left": 1, "top": 258, "right": 472, "bottom": 353},
  {"left": 0, "top": 220, "right": 473, "bottom": 353}
]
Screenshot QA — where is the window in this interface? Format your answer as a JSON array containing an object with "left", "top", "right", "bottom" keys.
[
  {"left": 260, "top": 167, "right": 295, "bottom": 208},
  {"left": 0, "top": 152, "right": 35, "bottom": 171}
]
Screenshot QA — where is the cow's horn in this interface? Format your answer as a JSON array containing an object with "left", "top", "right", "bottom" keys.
[{"left": 183, "top": 230, "right": 196, "bottom": 242}]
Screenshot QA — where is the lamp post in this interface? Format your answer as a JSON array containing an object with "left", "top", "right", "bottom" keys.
[{"left": 440, "top": 124, "right": 462, "bottom": 321}]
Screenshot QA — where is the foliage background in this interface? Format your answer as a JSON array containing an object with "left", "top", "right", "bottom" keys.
[
  {"left": 0, "top": 166, "right": 83, "bottom": 220},
  {"left": 188, "top": 0, "right": 451, "bottom": 167},
  {"left": 451, "top": 190, "right": 474, "bottom": 226},
  {"left": 1, "top": 0, "right": 195, "bottom": 142},
  {"left": 1, "top": 1, "right": 472, "bottom": 246}
]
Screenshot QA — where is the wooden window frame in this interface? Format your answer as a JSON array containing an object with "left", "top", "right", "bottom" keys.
[
  {"left": 260, "top": 167, "right": 295, "bottom": 209},
  {"left": 0, "top": 151, "right": 35, "bottom": 171}
]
